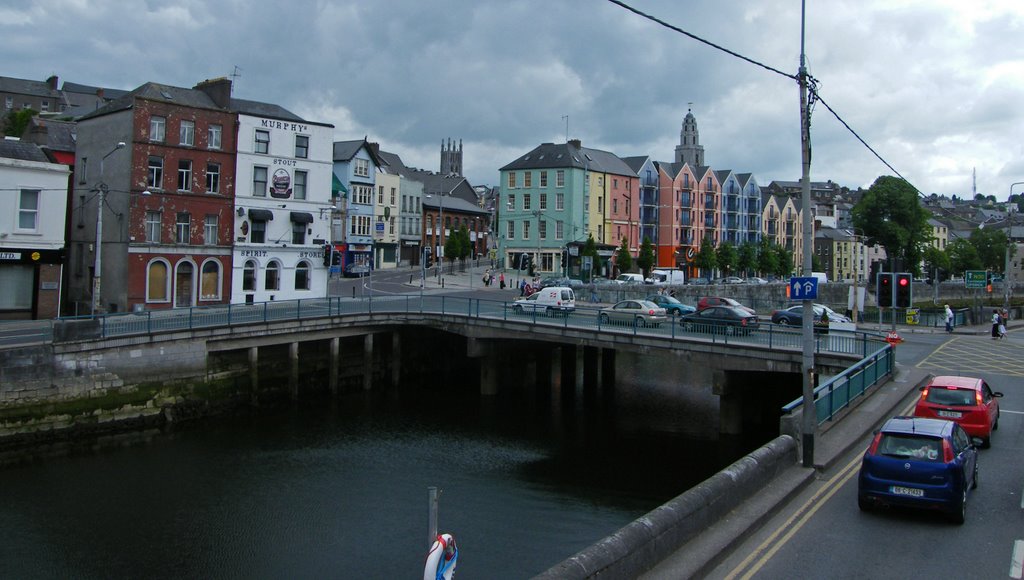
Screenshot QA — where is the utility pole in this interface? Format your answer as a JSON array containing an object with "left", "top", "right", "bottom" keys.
[{"left": 798, "top": 0, "right": 816, "bottom": 469}]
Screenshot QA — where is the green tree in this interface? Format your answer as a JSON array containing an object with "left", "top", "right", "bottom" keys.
[
  {"left": 947, "top": 238, "right": 981, "bottom": 275},
  {"left": 694, "top": 236, "right": 717, "bottom": 280},
  {"left": 582, "top": 234, "right": 600, "bottom": 281},
  {"left": 757, "top": 239, "right": 778, "bottom": 278},
  {"left": 715, "top": 242, "right": 738, "bottom": 276},
  {"left": 922, "top": 245, "right": 951, "bottom": 282},
  {"left": 969, "top": 227, "right": 1008, "bottom": 272},
  {"left": 811, "top": 253, "right": 824, "bottom": 272},
  {"left": 2, "top": 108, "right": 36, "bottom": 137},
  {"left": 615, "top": 237, "right": 633, "bottom": 274},
  {"left": 851, "top": 176, "right": 932, "bottom": 271},
  {"left": 737, "top": 241, "right": 757, "bottom": 277},
  {"left": 774, "top": 245, "right": 793, "bottom": 279},
  {"left": 637, "top": 236, "right": 656, "bottom": 278},
  {"left": 444, "top": 225, "right": 471, "bottom": 272}
]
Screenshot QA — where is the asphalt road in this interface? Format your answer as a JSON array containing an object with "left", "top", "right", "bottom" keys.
[{"left": 706, "top": 330, "right": 1024, "bottom": 580}]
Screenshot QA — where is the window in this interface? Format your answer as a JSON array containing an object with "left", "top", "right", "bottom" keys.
[
  {"left": 353, "top": 185, "right": 372, "bottom": 205},
  {"left": 556, "top": 193, "right": 564, "bottom": 211},
  {"left": 4, "top": 96, "right": 12, "bottom": 110},
  {"left": 524, "top": 171, "right": 532, "bottom": 188},
  {"left": 254, "top": 130, "right": 270, "bottom": 154},
  {"left": 177, "top": 160, "right": 193, "bottom": 191},
  {"left": 350, "top": 215, "right": 371, "bottom": 236},
  {"left": 539, "top": 219, "right": 547, "bottom": 240},
  {"left": 354, "top": 158, "right": 369, "bottom": 177},
  {"left": 148, "top": 156, "right": 163, "bottom": 189},
  {"left": 208, "top": 124, "right": 222, "bottom": 150},
  {"left": 204, "top": 215, "right": 218, "bottom": 245},
  {"left": 147, "top": 260, "right": 169, "bottom": 302},
  {"left": 242, "top": 260, "right": 257, "bottom": 291},
  {"left": 17, "top": 190, "right": 39, "bottom": 230},
  {"left": 523, "top": 220, "right": 530, "bottom": 240},
  {"left": 556, "top": 170, "right": 565, "bottom": 187},
  {"left": 200, "top": 260, "right": 221, "bottom": 300},
  {"left": 378, "top": 185, "right": 384, "bottom": 204},
  {"left": 556, "top": 221, "right": 564, "bottom": 239},
  {"left": 41, "top": 101, "right": 49, "bottom": 112},
  {"left": 523, "top": 194, "right": 531, "bottom": 211},
  {"left": 150, "top": 116, "right": 166, "bottom": 142},
  {"left": 507, "top": 172, "right": 516, "bottom": 188},
  {"left": 389, "top": 216, "right": 395, "bottom": 235},
  {"left": 145, "top": 211, "right": 161, "bottom": 242},
  {"left": 539, "top": 193, "right": 547, "bottom": 210},
  {"left": 253, "top": 166, "right": 268, "bottom": 197},
  {"left": 390, "top": 187, "right": 396, "bottom": 206},
  {"left": 507, "top": 193, "right": 515, "bottom": 210},
  {"left": 206, "top": 163, "right": 220, "bottom": 193},
  {"left": 540, "top": 171, "right": 548, "bottom": 187},
  {"left": 179, "top": 120, "right": 194, "bottom": 146},
  {"left": 613, "top": 199, "right": 618, "bottom": 214},
  {"left": 175, "top": 213, "right": 191, "bottom": 243},
  {"left": 507, "top": 220, "right": 515, "bottom": 239},
  {"left": 251, "top": 219, "right": 267, "bottom": 243},
  {"left": 294, "top": 261, "right": 311, "bottom": 291},
  {"left": 78, "top": 158, "right": 87, "bottom": 184},
  {"left": 292, "top": 220, "right": 306, "bottom": 245},
  {"left": 265, "top": 262, "right": 280, "bottom": 290},
  {"left": 293, "top": 170, "right": 307, "bottom": 200},
  {"left": 295, "top": 135, "right": 309, "bottom": 159}
]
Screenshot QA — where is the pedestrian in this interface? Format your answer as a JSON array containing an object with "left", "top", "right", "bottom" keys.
[
  {"left": 991, "top": 309, "right": 1000, "bottom": 339},
  {"left": 524, "top": 282, "right": 533, "bottom": 296},
  {"left": 519, "top": 278, "right": 526, "bottom": 296},
  {"left": 944, "top": 304, "right": 954, "bottom": 333},
  {"left": 499, "top": 272, "right": 506, "bottom": 289},
  {"left": 999, "top": 308, "right": 1008, "bottom": 339}
]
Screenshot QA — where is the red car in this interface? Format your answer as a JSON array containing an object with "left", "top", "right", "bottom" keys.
[
  {"left": 913, "top": 376, "right": 1003, "bottom": 447},
  {"left": 696, "top": 296, "right": 756, "bottom": 316}
]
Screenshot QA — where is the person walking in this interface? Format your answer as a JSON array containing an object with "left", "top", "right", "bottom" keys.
[
  {"left": 991, "top": 309, "right": 1001, "bottom": 339},
  {"left": 944, "top": 304, "right": 954, "bottom": 333},
  {"left": 499, "top": 272, "right": 505, "bottom": 289},
  {"left": 999, "top": 308, "right": 1008, "bottom": 339}
]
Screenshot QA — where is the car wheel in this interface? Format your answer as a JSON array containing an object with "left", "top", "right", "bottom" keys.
[
  {"left": 599, "top": 313, "right": 609, "bottom": 324},
  {"left": 993, "top": 413, "right": 999, "bottom": 431},
  {"left": 981, "top": 436, "right": 991, "bottom": 449},
  {"left": 635, "top": 316, "right": 646, "bottom": 327},
  {"left": 857, "top": 494, "right": 872, "bottom": 512},
  {"left": 726, "top": 325, "right": 737, "bottom": 336},
  {"left": 971, "top": 461, "right": 979, "bottom": 490},
  {"left": 948, "top": 488, "right": 966, "bottom": 525},
  {"left": 683, "top": 321, "right": 695, "bottom": 332},
  {"left": 513, "top": 305, "right": 523, "bottom": 314},
  {"left": 545, "top": 306, "right": 553, "bottom": 317}
]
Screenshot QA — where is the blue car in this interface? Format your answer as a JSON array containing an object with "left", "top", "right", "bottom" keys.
[
  {"left": 857, "top": 416, "right": 979, "bottom": 524},
  {"left": 645, "top": 294, "right": 696, "bottom": 316}
]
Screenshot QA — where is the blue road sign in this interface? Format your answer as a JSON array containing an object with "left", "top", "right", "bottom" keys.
[{"left": 789, "top": 276, "right": 818, "bottom": 300}]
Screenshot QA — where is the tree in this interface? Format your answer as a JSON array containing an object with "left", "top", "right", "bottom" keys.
[
  {"left": 811, "top": 253, "right": 824, "bottom": 272},
  {"left": 851, "top": 176, "right": 932, "bottom": 271},
  {"left": 694, "top": 236, "right": 717, "bottom": 280},
  {"left": 3, "top": 108, "right": 36, "bottom": 137},
  {"left": 582, "top": 234, "right": 600, "bottom": 281},
  {"left": 737, "top": 241, "right": 757, "bottom": 277},
  {"left": 774, "top": 245, "right": 793, "bottom": 279},
  {"left": 715, "top": 242, "right": 737, "bottom": 276},
  {"left": 947, "top": 238, "right": 981, "bottom": 275},
  {"left": 637, "top": 236, "right": 656, "bottom": 278},
  {"left": 922, "top": 246, "right": 951, "bottom": 282},
  {"left": 444, "top": 225, "right": 471, "bottom": 272},
  {"left": 615, "top": 237, "right": 633, "bottom": 274},
  {"left": 757, "top": 239, "right": 778, "bottom": 278},
  {"left": 969, "top": 227, "right": 1008, "bottom": 272}
]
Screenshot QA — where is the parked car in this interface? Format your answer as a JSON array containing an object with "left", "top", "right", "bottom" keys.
[
  {"left": 687, "top": 278, "right": 710, "bottom": 286},
  {"left": 645, "top": 269, "right": 687, "bottom": 285},
  {"left": 721, "top": 276, "right": 744, "bottom": 284},
  {"left": 679, "top": 305, "right": 760, "bottom": 335},
  {"left": 344, "top": 263, "right": 371, "bottom": 277},
  {"left": 599, "top": 299, "right": 667, "bottom": 327},
  {"left": 614, "top": 273, "right": 645, "bottom": 284},
  {"left": 696, "top": 296, "right": 756, "bottom": 316},
  {"left": 913, "top": 375, "right": 1002, "bottom": 448},
  {"left": 745, "top": 277, "right": 769, "bottom": 285},
  {"left": 536, "top": 276, "right": 570, "bottom": 290},
  {"left": 645, "top": 294, "right": 696, "bottom": 316},
  {"left": 770, "top": 304, "right": 850, "bottom": 326},
  {"left": 512, "top": 286, "right": 575, "bottom": 316},
  {"left": 857, "top": 416, "right": 979, "bottom": 524}
]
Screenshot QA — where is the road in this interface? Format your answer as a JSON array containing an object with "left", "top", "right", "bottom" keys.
[{"left": 706, "top": 330, "right": 1024, "bottom": 580}]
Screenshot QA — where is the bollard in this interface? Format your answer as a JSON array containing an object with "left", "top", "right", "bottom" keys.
[{"left": 352, "top": 286, "right": 355, "bottom": 298}]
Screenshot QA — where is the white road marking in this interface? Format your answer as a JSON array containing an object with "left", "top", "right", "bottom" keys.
[
  {"left": 1001, "top": 410, "right": 1024, "bottom": 415},
  {"left": 1011, "top": 540, "right": 1024, "bottom": 579}
]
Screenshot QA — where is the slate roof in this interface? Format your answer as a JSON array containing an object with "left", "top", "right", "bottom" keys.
[
  {"left": 0, "top": 75, "right": 61, "bottom": 99},
  {"left": 78, "top": 82, "right": 227, "bottom": 121},
  {"left": 231, "top": 97, "right": 316, "bottom": 124},
  {"left": 25, "top": 117, "right": 76, "bottom": 152},
  {"left": 500, "top": 142, "right": 637, "bottom": 177},
  {"left": 620, "top": 155, "right": 650, "bottom": 174},
  {"left": 61, "top": 81, "right": 128, "bottom": 101},
  {"left": 653, "top": 160, "right": 686, "bottom": 180},
  {"left": 0, "top": 139, "right": 50, "bottom": 163},
  {"left": 377, "top": 151, "right": 411, "bottom": 176},
  {"left": 332, "top": 138, "right": 388, "bottom": 167}
]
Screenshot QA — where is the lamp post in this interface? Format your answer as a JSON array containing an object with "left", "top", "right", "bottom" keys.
[
  {"left": 427, "top": 193, "right": 449, "bottom": 284},
  {"left": 1006, "top": 182, "right": 1024, "bottom": 311},
  {"left": 92, "top": 141, "right": 126, "bottom": 316}
]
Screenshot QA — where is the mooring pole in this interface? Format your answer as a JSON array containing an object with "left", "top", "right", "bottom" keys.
[{"left": 428, "top": 486, "right": 439, "bottom": 547}]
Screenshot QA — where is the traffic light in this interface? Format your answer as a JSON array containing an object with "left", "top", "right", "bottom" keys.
[
  {"left": 560, "top": 250, "right": 567, "bottom": 268},
  {"left": 877, "top": 273, "right": 893, "bottom": 307},
  {"left": 895, "top": 272, "right": 912, "bottom": 308},
  {"left": 986, "top": 270, "right": 993, "bottom": 293},
  {"left": 322, "top": 244, "right": 332, "bottom": 267}
]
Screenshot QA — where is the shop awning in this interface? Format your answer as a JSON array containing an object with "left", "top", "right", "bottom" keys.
[
  {"left": 248, "top": 208, "right": 274, "bottom": 221},
  {"left": 290, "top": 211, "right": 314, "bottom": 224},
  {"left": 332, "top": 174, "right": 348, "bottom": 196}
]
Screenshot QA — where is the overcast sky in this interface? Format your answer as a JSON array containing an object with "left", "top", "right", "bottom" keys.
[{"left": 5, "top": 0, "right": 1023, "bottom": 199}]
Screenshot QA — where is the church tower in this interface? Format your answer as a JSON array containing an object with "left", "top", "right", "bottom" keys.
[
  {"left": 674, "top": 105, "right": 704, "bottom": 166},
  {"left": 440, "top": 138, "right": 463, "bottom": 176}
]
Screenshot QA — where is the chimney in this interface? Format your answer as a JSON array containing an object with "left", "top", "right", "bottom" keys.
[
  {"left": 46, "top": 75, "right": 58, "bottom": 90},
  {"left": 194, "top": 77, "right": 232, "bottom": 109},
  {"left": 27, "top": 119, "right": 48, "bottom": 145},
  {"left": 368, "top": 141, "right": 381, "bottom": 156},
  {"left": 568, "top": 139, "right": 582, "bottom": 149}
]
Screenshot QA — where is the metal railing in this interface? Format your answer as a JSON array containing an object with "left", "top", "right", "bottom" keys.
[{"left": 781, "top": 343, "right": 895, "bottom": 424}]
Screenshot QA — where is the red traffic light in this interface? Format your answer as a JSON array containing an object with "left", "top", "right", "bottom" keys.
[{"left": 898, "top": 277, "right": 909, "bottom": 287}]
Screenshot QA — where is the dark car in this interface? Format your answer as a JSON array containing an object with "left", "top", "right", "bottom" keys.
[
  {"left": 679, "top": 305, "right": 760, "bottom": 335},
  {"left": 914, "top": 376, "right": 1002, "bottom": 448},
  {"left": 770, "top": 304, "right": 850, "bottom": 326},
  {"left": 858, "top": 416, "right": 979, "bottom": 524},
  {"left": 645, "top": 294, "right": 696, "bottom": 316},
  {"left": 536, "top": 276, "right": 570, "bottom": 290},
  {"left": 696, "top": 296, "right": 756, "bottom": 316}
]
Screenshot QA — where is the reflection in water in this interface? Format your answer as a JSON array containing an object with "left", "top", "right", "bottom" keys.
[{"left": 0, "top": 351, "right": 767, "bottom": 578}]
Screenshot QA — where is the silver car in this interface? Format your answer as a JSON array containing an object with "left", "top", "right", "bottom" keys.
[{"left": 599, "top": 299, "right": 668, "bottom": 327}]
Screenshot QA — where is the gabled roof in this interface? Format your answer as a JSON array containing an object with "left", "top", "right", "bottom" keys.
[
  {"left": 500, "top": 141, "right": 637, "bottom": 177},
  {"left": 653, "top": 160, "right": 687, "bottom": 180},
  {"left": 332, "top": 138, "right": 388, "bottom": 167},
  {"left": 377, "top": 150, "right": 411, "bottom": 176},
  {"left": 231, "top": 98, "right": 305, "bottom": 122},
  {"left": 60, "top": 81, "right": 128, "bottom": 101},
  {"left": 0, "top": 75, "right": 61, "bottom": 99},
  {"left": 78, "top": 82, "right": 227, "bottom": 121},
  {"left": 0, "top": 139, "right": 50, "bottom": 163},
  {"left": 620, "top": 155, "right": 651, "bottom": 173},
  {"left": 24, "top": 117, "right": 76, "bottom": 152}
]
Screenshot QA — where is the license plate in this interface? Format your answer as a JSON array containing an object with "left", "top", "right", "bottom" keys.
[
  {"left": 891, "top": 486, "right": 924, "bottom": 497},
  {"left": 937, "top": 410, "right": 962, "bottom": 419}
]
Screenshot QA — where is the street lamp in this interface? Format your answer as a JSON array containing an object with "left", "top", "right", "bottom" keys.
[
  {"left": 427, "top": 192, "right": 450, "bottom": 284},
  {"left": 92, "top": 141, "right": 126, "bottom": 316}
]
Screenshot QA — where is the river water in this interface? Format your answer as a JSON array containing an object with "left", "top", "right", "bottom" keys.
[{"left": 0, "top": 352, "right": 766, "bottom": 578}]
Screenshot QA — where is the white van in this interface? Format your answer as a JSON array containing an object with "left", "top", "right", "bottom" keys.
[
  {"left": 811, "top": 272, "right": 829, "bottom": 284},
  {"left": 614, "top": 273, "right": 645, "bottom": 284},
  {"left": 646, "top": 269, "right": 686, "bottom": 285},
  {"left": 512, "top": 286, "right": 576, "bottom": 315}
]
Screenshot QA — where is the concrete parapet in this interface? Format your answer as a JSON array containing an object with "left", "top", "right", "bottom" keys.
[{"left": 533, "top": 435, "right": 797, "bottom": 580}]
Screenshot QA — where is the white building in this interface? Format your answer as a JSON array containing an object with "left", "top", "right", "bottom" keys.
[
  {"left": 374, "top": 169, "right": 400, "bottom": 269},
  {"left": 0, "top": 138, "right": 70, "bottom": 319},
  {"left": 231, "top": 104, "right": 334, "bottom": 304}
]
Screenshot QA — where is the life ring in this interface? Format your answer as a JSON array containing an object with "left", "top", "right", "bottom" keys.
[{"left": 423, "top": 533, "right": 458, "bottom": 580}]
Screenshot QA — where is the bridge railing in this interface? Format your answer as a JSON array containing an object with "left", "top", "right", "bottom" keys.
[{"left": 780, "top": 343, "right": 895, "bottom": 425}]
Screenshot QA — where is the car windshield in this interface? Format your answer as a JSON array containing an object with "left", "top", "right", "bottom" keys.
[
  {"left": 926, "top": 387, "right": 976, "bottom": 406},
  {"left": 878, "top": 433, "right": 942, "bottom": 462}
]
